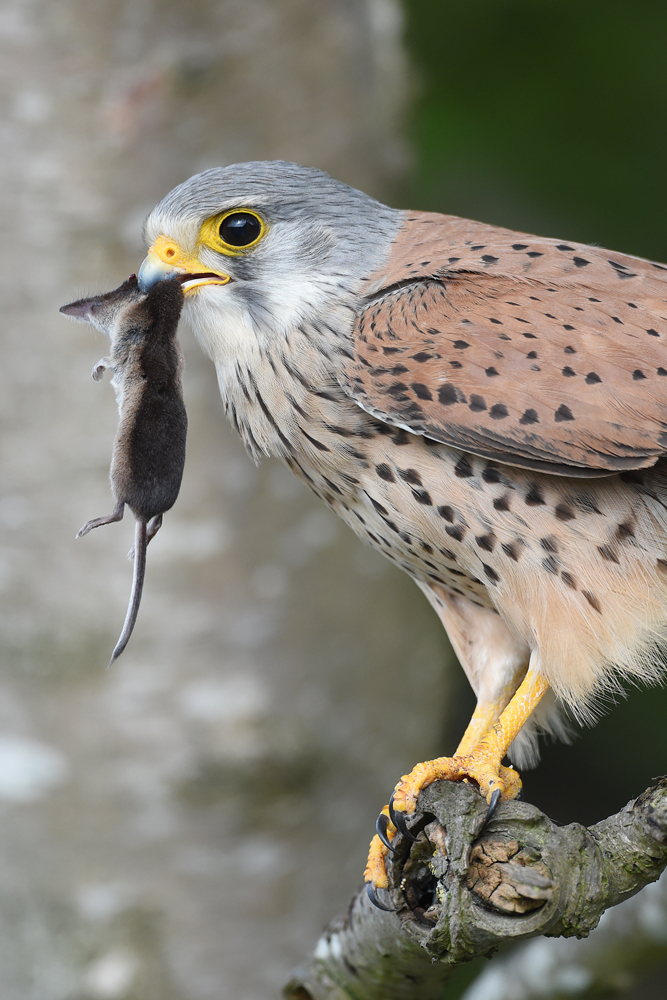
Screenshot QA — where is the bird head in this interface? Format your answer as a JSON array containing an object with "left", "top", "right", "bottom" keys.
[{"left": 138, "top": 161, "right": 400, "bottom": 351}]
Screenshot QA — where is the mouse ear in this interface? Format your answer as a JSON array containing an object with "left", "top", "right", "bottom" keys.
[{"left": 59, "top": 297, "right": 99, "bottom": 322}]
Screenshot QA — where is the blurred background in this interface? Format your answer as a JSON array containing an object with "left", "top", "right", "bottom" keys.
[{"left": 1, "top": 1, "right": 667, "bottom": 997}]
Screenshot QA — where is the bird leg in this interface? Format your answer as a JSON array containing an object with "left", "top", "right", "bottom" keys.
[
  {"left": 453, "top": 695, "right": 517, "bottom": 757},
  {"left": 364, "top": 668, "right": 549, "bottom": 890}
]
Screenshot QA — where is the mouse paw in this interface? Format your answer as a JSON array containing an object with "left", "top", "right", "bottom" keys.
[{"left": 92, "top": 357, "right": 112, "bottom": 381}]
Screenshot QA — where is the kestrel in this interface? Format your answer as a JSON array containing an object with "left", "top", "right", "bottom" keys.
[{"left": 136, "top": 161, "right": 667, "bottom": 902}]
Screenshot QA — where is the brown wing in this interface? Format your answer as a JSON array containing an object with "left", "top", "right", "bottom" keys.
[{"left": 342, "top": 211, "right": 667, "bottom": 476}]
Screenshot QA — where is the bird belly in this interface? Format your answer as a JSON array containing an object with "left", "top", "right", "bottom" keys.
[
  {"left": 285, "top": 405, "right": 667, "bottom": 717},
  {"left": 214, "top": 329, "right": 667, "bottom": 717}
]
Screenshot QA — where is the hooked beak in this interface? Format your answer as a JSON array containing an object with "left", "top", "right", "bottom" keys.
[{"left": 138, "top": 235, "right": 231, "bottom": 293}]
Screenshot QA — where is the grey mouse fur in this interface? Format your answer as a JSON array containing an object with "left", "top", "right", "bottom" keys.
[{"left": 60, "top": 274, "right": 187, "bottom": 664}]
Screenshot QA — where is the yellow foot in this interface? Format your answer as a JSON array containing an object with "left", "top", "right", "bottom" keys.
[
  {"left": 363, "top": 668, "right": 549, "bottom": 902},
  {"left": 391, "top": 748, "right": 522, "bottom": 817},
  {"left": 363, "top": 749, "right": 522, "bottom": 900},
  {"left": 363, "top": 806, "right": 396, "bottom": 892}
]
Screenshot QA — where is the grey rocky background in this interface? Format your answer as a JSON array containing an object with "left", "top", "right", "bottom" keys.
[{"left": 0, "top": 2, "right": 455, "bottom": 997}]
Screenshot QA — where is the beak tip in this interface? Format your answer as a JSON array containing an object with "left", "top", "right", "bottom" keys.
[{"left": 137, "top": 252, "right": 177, "bottom": 292}]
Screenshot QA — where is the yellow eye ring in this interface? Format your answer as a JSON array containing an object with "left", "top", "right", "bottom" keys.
[{"left": 199, "top": 209, "right": 267, "bottom": 256}]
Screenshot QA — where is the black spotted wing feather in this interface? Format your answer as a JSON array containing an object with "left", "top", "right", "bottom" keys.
[{"left": 342, "top": 211, "right": 667, "bottom": 476}]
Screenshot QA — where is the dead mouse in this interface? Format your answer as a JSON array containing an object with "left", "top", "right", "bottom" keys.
[{"left": 60, "top": 274, "right": 187, "bottom": 664}]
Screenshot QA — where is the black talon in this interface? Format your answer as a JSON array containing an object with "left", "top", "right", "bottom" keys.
[
  {"left": 485, "top": 788, "right": 502, "bottom": 823},
  {"left": 376, "top": 812, "right": 397, "bottom": 853},
  {"left": 389, "top": 793, "right": 418, "bottom": 842},
  {"left": 366, "top": 882, "right": 395, "bottom": 911}
]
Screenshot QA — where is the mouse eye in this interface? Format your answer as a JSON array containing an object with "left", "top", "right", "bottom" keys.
[{"left": 219, "top": 212, "right": 263, "bottom": 248}]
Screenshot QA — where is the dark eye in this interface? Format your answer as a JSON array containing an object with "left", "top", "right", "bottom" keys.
[{"left": 219, "top": 212, "right": 262, "bottom": 247}]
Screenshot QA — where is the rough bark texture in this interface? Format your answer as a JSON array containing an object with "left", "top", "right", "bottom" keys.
[
  {"left": 285, "top": 779, "right": 667, "bottom": 1000},
  {"left": 460, "top": 873, "right": 667, "bottom": 1000}
]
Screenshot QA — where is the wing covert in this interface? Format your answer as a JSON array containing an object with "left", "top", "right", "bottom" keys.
[{"left": 342, "top": 212, "right": 667, "bottom": 476}]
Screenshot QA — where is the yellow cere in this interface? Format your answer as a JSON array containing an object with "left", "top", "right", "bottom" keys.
[{"left": 148, "top": 235, "right": 204, "bottom": 273}]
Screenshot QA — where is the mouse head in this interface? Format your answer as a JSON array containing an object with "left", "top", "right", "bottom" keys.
[
  {"left": 60, "top": 275, "right": 184, "bottom": 341},
  {"left": 60, "top": 275, "right": 146, "bottom": 337}
]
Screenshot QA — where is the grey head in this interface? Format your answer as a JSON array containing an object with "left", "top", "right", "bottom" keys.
[
  {"left": 144, "top": 161, "right": 401, "bottom": 280},
  {"left": 138, "top": 162, "right": 403, "bottom": 344},
  {"left": 60, "top": 275, "right": 146, "bottom": 337}
]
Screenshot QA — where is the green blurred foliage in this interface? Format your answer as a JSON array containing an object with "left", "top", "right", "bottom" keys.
[
  {"left": 402, "top": 0, "right": 667, "bottom": 829},
  {"left": 404, "top": 0, "right": 667, "bottom": 259}
]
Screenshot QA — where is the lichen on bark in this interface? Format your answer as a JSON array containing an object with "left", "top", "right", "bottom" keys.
[{"left": 286, "top": 778, "right": 667, "bottom": 1000}]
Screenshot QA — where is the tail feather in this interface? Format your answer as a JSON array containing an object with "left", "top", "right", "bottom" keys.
[{"left": 109, "top": 519, "right": 147, "bottom": 666}]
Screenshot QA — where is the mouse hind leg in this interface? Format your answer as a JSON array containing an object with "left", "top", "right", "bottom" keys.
[
  {"left": 77, "top": 500, "right": 125, "bottom": 538},
  {"left": 127, "top": 513, "right": 162, "bottom": 560},
  {"left": 146, "top": 513, "right": 163, "bottom": 541}
]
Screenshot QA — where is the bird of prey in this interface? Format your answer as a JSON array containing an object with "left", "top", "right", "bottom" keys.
[{"left": 136, "top": 160, "right": 667, "bottom": 900}]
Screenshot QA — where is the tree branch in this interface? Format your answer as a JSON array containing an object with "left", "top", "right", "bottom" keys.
[
  {"left": 284, "top": 778, "right": 667, "bottom": 1000},
  {"left": 460, "top": 866, "right": 667, "bottom": 999}
]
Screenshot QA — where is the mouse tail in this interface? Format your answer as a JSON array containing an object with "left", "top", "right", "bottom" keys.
[{"left": 109, "top": 519, "right": 147, "bottom": 666}]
